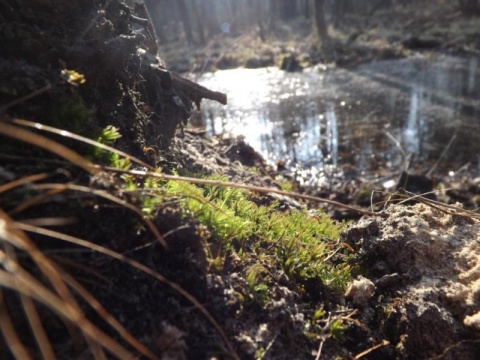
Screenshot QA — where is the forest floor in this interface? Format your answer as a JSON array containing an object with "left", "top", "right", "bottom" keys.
[
  {"left": 1, "top": 0, "right": 480, "bottom": 359},
  {"left": 160, "top": 0, "right": 480, "bottom": 73}
]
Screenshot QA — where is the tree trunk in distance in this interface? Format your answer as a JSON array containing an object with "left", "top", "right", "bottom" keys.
[
  {"left": 304, "top": 0, "right": 311, "bottom": 19},
  {"left": 190, "top": 0, "right": 205, "bottom": 44},
  {"left": 200, "top": 0, "right": 219, "bottom": 37},
  {"left": 269, "top": 0, "right": 279, "bottom": 32},
  {"left": 248, "top": 0, "right": 266, "bottom": 41},
  {"left": 459, "top": 0, "right": 480, "bottom": 15},
  {"left": 279, "top": 0, "right": 297, "bottom": 20},
  {"left": 313, "top": 0, "right": 330, "bottom": 49},
  {"left": 177, "top": 0, "right": 194, "bottom": 43}
]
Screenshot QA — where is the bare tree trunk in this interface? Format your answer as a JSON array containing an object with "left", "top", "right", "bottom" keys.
[
  {"left": 269, "top": 0, "right": 279, "bottom": 32},
  {"left": 177, "top": 0, "right": 194, "bottom": 43},
  {"left": 248, "top": 0, "right": 265, "bottom": 41},
  {"left": 190, "top": 0, "right": 205, "bottom": 44},
  {"left": 332, "top": 0, "right": 347, "bottom": 27},
  {"left": 459, "top": 0, "right": 480, "bottom": 15},
  {"left": 304, "top": 0, "right": 311, "bottom": 19},
  {"left": 200, "top": 1, "right": 220, "bottom": 37},
  {"left": 258, "top": 0, "right": 266, "bottom": 41},
  {"left": 279, "top": 0, "right": 297, "bottom": 20},
  {"left": 313, "top": 0, "right": 330, "bottom": 49}
]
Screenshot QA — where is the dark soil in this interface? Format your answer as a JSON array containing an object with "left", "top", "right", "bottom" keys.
[{"left": 1, "top": 1, "right": 480, "bottom": 359}]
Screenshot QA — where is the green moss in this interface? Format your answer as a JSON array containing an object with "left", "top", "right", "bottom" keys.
[
  {"left": 47, "top": 94, "right": 94, "bottom": 135},
  {"left": 165, "top": 174, "right": 351, "bottom": 293},
  {"left": 277, "top": 176, "right": 294, "bottom": 192},
  {"left": 90, "top": 125, "right": 125, "bottom": 166},
  {"left": 46, "top": 94, "right": 131, "bottom": 169},
  {"left": 128, "top": 170, "right": 352, "bottom": 347}
]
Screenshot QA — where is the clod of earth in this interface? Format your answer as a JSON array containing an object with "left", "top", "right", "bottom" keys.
[{"left": 343, "top": 203, "right": 480, "bottom": 358}]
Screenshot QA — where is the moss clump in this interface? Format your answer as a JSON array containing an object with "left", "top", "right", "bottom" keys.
[
  {"left": 90, "top": 125, "right": 124, "bottom": 166},
  {"left": 47, "top": 93, "right": 94, "bottom": 135},
  {"left": 164, "top": 174, "right": 351, "bottom": 294}
]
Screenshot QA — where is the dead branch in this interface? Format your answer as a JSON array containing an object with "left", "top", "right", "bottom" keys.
[{"left": 170, "top": 71, "right": 227, "bottom": 109}]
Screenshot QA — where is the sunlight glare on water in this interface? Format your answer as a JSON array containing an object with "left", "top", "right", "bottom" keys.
[
  {"left": 195, "top": 56, "right": 480, "bottom": 175},
  {"left": 198, "top": 68, "right": 274, "bottom": 151}
]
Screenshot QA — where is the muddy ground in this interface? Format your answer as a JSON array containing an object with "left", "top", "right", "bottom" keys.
[{"left": 1, "top": 0, "right": 480, "bottom": 359}]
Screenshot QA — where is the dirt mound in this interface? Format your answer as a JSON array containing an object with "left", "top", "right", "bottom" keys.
[{"left": 344, "top": 203, "right": 480, "bottom": 358}]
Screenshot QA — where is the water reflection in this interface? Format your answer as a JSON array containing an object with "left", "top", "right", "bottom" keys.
[
  {"left": 405, "top": 87, "right": 420, "bottom": 155},
  {"left": 194, "top": 55, "right": 480, "bottom": 175},
  {"left": 324, "top": 102, "right": 338, "bottom": 166}
]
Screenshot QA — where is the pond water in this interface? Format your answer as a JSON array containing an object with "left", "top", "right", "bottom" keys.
[{"left": 191, "top": 55, "right": 480, "bottom": 179}]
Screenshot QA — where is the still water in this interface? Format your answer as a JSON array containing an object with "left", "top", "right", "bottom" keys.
[{"left": 192, "top": 55, "right": 480, "bottom": 177}]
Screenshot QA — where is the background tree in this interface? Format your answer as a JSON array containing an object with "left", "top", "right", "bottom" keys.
[
  {"left": 177, "top": 0, "right": 194, "bottom": 43},
  {"left": 268, "top": 0, "right": 279, "bottom": 32},
  {"left": 459, "top": 0, "right": 480, "bottom": 15},
  {"left": 278, "top": 0, "right": 297, "bottom": 20},
  {"left": 313, "top": 0, "right": 330, "bottom": 49},
  {"left": 190, "top": 0, "right": 206, "bottom": 44}
]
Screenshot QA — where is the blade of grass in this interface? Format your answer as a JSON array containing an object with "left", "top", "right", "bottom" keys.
[
  {"left": 59, "top": 269, "right": 158, "bottom": 360},
  {"left": 4, "top": 243, "right": 56, "bottom": 360},
  {"left": 0, "top": 121, "right": 97, "bottom": 174},
  {"left": 1, "top": 210, "right": 130, "bottom": 359},
  {"left": 30, "top": 183, "right": 167, "bottom": 249},
  {"left": 1, "top": 211, "right": 118, "bottom": 358},
  {"left": 0, "top": 288, "right": 33, "bottom": 360},
  {"left": 0, "top": 209, "right": 84, "bottom": 318},
  {"left": 0, "top": 84, "right": 52, "bottom": 112},
  {"left": 10, "top": 188, "right": 67, "bottom": 215},
  {"left": 18, "top": 217, "right": 78, "bottom": 227},
  {"left": 394, "top": 189, "right": 480, "bottom": 219},
  {"left": 0, "top": 269, "right": 137, "bottom": 359},
  {"left": 0, "top": 173, "right": 50, "bottom": 193},
  {"left": 12, "top": 118, "right": 154, "bottom": 170},
  {"left": 104, "top": 167, "right": 384, "bottom": 217},
  {"left": 1, "top": 216, "right": 139, "bottom": 359},
  {"left": 15, "top": 222, "right": 240, "bottom": 360}
]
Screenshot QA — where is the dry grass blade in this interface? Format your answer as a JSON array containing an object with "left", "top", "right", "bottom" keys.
[
  {"left": 59, "top": 269, "right": 158, "bottom": 360},
  {"left": 4, "top": 243, "right": 56, "bottom": 360},
  {"left": 15, "top": 223, "right": 240, "bottom": 360},
  {"left": 0, "top": 173, "right": 49, "bottom": 194},
  {"left": 0, "top": 210, "right": 140, "bottom": 359},
  {"left": 0, "top": 288, "right": 32, "bottom": 360},
  {"left": 19, "top": 293, "right": 56, "bottom": 360},
  {"left": 104, "top": 167, "right": 384, "bottom": 217},
  {"left": 0, "top": 120, "right": 97, "bottom": 174},
  {"left": 0, "top": 269, "right": 137, "bottom": 359},
  {"left": 31, "top": 183, "right": 168, "bottom": 249},
  {"left": 12, "top": 118, "right": 154, "bottom": 170},
  {"left": 87, "top": 341, "right": 107, "bottom": 360},
  {"left": 393, "top": 190, "right": 480, "bottom": 220},
  {"left": 354, "top": 340, "right": 390, "bottom": 359},
  {"left": 11, "top": 187, "right": 66, "bottom": 215},
  {"left": 1, "top": 209, "right": 82, "bottom": 319},
  {"left": 19, "top": 217, "right": 77, "bottom": 227},
  {"left": 0, "top": 84, "right": 51, "bottom": 112}
]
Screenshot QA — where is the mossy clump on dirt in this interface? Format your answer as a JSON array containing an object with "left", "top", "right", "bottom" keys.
[
  {"left": 165, "top": 174, "right": 350, "bottom": 292},
  {"left": 0, "top": 120, "right": 355, "bottom": 359}
]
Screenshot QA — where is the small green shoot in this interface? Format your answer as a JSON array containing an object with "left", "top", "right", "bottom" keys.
[{"left": 92, "top": 125, "right": 123, "bottom": 165}]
